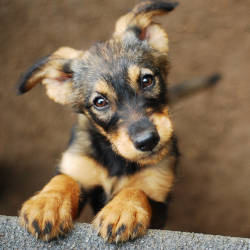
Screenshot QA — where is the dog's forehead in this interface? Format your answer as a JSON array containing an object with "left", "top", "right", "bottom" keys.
[
  {"left": 72, "top": 38, "right": 165, "bottom": 106},
  {"left": 77, "top": 39, "right": 155, "bottom": 83}
]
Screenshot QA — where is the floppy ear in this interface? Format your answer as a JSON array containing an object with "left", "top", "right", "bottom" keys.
[
  {"left": 113, "top": 0, "right": 178, "bottom": 54},
  {"left": 18, "top": 47, "right": 84, "bottom": 105}
]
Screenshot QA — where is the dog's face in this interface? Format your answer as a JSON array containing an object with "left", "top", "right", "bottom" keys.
[
  {"left": 74, "top": 39, "right": 173, "bottom": 164},
  {"left": 18, "top": 1, "right": 177, "bottom": 165}
]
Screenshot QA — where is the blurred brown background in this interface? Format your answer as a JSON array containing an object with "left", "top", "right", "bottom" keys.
[{"left": 0, "top": 0, "right": 249, "bottom": 238}]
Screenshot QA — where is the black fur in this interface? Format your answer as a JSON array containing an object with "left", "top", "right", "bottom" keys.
[
  {"left": 88, "top": 186, "right": 107, "bottom": 214},
  {"left": 149, "top": 200, "right": 168, "bottom": 229},
  {"left": 77, "top": 187, "right": 88, "bottom": 217},
  {"left": 87, "top": 109, "right": 119, "bottom": 132},
  {"left": 149, "top": 194, "right": 172, "bottom": 229},
  {"left": 137, "top": 1, "right": 179, "bottom": 14},
  {"left": 17, "top": 56, "right": 49, "bottom": 94},
  {"left": 62, "top": 61, "right": 74, "bottom": 74},
  {"left": 89, "top": 127, "right": 141, "bottom": 177},
  {"left": 43, "top": 222, "right": 52, "bottom": 235},
  {"left": 32, "top": 220, "right": 42, "bottom": 235}
]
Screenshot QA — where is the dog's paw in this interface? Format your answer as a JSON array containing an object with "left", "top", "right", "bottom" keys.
[
  {"left": 92, "top": 189, "right": 151, "bottom": 243},
  {"left": 19, "top": 191, "right": 73, "bottom": 241}
]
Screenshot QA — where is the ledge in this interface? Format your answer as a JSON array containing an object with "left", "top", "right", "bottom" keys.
[{"left": 0, "top": 216, "right": 249, "bottom": 249}]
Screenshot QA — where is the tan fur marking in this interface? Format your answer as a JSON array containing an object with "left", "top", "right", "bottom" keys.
[
  {"left": 114, "top": 1, "right": 163, "bottom": 38},
  {"left": 146, "top": 107, "right": 153, "bottom": 114},
  {"left": 19, "top": 174, "right": 80, "bottom": 241},
  {"left": 52, "top": 46, "right": 84, "bottom": 59},
  {"left": 109, "top": 108, "right": 172, "bottom": 165},
  {"left": 43, "top": 78, "right": 73, "bottom": 105},
  {"left": 94, "top": 80, "right": 117, "bottom": 102},
  {"left": 59, "top": 152, "right": 117, "bottom": 196},
  {"left": 25, "top": 70, "right": 46, "bottom": 92},
  {"left": 41, "top": 47, "right": 84, "bottom": 105},
  {"left": 138, "top": 147, "right": 169, "bottom": 165},
  {"left": 128, "top": 159, "right": 174, "bottom": 202},
  {"left": 141, "top": 68, "right": 153, "bottom": 76},
  {"left": 93, "top": 188, "right": 151, "bottom": 243},
  {"left": 91, "top": 118, "right": 109, "bottom": 137},
  {"left": 150, "top": 108, "right": 173, "bottom": 151},
  {"left": 110, "top": 126, "right": 144, "bottom": 162},
  {"left": 146, "top": 24, "right": 169, "bottom": 54},
  {"left": 24, "top": 47, "right": 84, "bottom": 105},
  {"left": 113, "top": 1, "right": 170, "bottom": 40},
  {"left": 111, "top": 156, "right": 175, "bottom": 203},
  {"left": 113, "top": 12, "right": 135, "bottom": 38},
  {"left": 80, "top": 109, "right": 109, "bottom": 139},
  {"left": 68, "top": 115, "right": 93, "bottom": 155},
  {"left": 128, "top": 65, "right": 140, "bottom": 90}
]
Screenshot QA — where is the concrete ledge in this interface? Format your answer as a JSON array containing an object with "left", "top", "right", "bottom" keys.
[{"left": 0, "top": 216, "right": 249, "bottom": 250}]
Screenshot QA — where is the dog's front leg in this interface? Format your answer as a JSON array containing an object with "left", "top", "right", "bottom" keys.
[
  {"left": 93, "top": 187, "right": 151, "bottom": 243},
  {"left": 19, "top": 174, "right": 81, "bottom": 241}
]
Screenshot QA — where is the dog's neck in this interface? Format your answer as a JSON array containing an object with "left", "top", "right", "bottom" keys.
[{"left": 88, "top": 126, "right": 141, "bottom": 177}]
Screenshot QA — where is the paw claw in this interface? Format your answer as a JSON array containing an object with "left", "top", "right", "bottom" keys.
[
  {"left": 92, "top": 195, "right": 150, "bottom": 243},
  {"left": 117, "top": 224, "right": 126, "bottom": 235},
  {"left": 43, "top": 221, "right": 52, "bottom": 235},
  {"left": 58, "top": 233, "right": 66, "bottom": 239},
  {"left": 44, "top": 235, "right": 49, "bottom": 242},
  {"left": 32, "top": 220, "right": 42, "bottom": 235},
  {"left": 115, "top": 235, "right": 120, "bottom": 244},
  {"left": 107, "top": 224, "right": 113, "bottom": 240},
  {"left": 133, "top": 223, "right": 143, "bottom": 235},
  {"left": 19, "top": 191, "right": 74, "bottom": 241}
]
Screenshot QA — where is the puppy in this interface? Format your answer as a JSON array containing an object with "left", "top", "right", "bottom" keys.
[{"left": 18, "top": 0, "right": 180, "bottom": 243}]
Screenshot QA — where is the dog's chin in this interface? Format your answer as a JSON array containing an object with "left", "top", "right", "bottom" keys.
[
  {"left": 136, "top": 146, "right": 169, "bottom": 165},
  {"left": 114, "top": 143, "right": 169, "bottom": 166}
]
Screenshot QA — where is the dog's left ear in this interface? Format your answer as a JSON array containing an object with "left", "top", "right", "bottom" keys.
[
  {"left": 18, "top": 47, "right": 84, "bottom": 105},
  {"left": 113, "top": 0, "right": 178, "bottom": 54}
]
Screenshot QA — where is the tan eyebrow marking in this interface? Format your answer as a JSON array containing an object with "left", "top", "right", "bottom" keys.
[
  {"left": 128, "top": 65, "right": 140, "bottom": 91},
  {"left": 141, "top": 68, "right": 154, "bottom": 76},
  {"left": 94, "top": 80, "right": 117, "bottom": 100}
]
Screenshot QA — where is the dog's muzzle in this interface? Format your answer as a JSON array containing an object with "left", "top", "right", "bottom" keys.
[{"left": 129, "top": 118, "right": 160, "bottom": 152}]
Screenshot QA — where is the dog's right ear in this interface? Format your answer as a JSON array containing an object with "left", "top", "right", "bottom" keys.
[{"left": 18, "top": 47, "right": 84, "bottom": 105}]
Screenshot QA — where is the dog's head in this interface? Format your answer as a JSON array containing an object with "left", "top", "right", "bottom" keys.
[{"left": 18, "top": 0, "right": 178, "bottom": 165}]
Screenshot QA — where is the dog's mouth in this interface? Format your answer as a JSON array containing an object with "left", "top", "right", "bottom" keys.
[
  {"left": 141, "top": 143, "right": 163, "bottom": 156},
  {"left": 133, "top": 142, "right": 170, "bottom": 165}
]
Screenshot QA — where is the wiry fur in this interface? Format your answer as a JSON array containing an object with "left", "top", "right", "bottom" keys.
[{"left": 17, "top": 0, "right": 209, "bottom": 243}]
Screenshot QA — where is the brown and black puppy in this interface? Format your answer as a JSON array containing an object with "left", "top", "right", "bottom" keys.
[{"left": 18, "top": 0, "right": 180, "bottom": 243}]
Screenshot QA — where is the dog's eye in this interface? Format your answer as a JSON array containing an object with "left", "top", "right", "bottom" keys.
[
  {"left": 93, "top": 96, "right": 109, "bottom": 110},
  {"left": 141, "top": 74, "right": 154, "bottom": 89}
]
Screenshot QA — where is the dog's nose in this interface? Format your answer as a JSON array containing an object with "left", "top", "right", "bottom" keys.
[{"left": 134, "top": 131, "right": 160, "bottom": 152}]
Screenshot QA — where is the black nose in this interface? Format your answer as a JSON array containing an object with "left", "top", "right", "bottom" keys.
[{"left": 134, "top": 131, "right": 160, "bottom": 152}]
